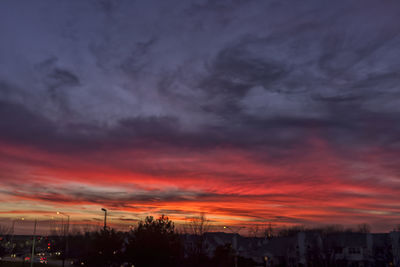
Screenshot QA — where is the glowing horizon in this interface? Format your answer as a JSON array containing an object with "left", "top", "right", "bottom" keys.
[{"left": 1, "top": 0, "right": 400, "bottom": 234}]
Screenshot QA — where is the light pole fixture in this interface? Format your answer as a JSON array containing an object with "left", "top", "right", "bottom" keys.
[
  {"left": 30, "top": 219, "right": 37, "bottom": 267},
  {"left": 101, "top": 208, "right": 107, "bottom": 231}
]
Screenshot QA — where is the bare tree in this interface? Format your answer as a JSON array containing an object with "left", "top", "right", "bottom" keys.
[
  {"left": 50, "top": 219, "right": 67, "bottom": 238},
  {"left": 70, "top": 226, "right": 82, "bottom": 236},
  {"left": 264, "top": 222, "right": 274, "bottom": 239},
  {"left": 356, "top": 223, "right": 371, "bottom": 233},
  {"left": 248, "top": 225, "right": 261, "bottom": 238},
  {"left": 185, "top": 213, "right": 210, "bottom": 236},
  {"left": 0, "top": 224, "right": 11, "bottom": 235},
  {"left": 0, "top": 224, "right": 12, "bottom": 257},
  {"left": 184, "top": 213, "right": 210, "bottom": 264}
]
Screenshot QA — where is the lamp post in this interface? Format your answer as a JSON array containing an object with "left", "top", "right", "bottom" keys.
[
  {"left": 101, "top": 208, "right": 107, "bottom": 231},
  {"left": 57, "top": 212, "right": 70, "bottom": 267},
  {"left": 30, "top": 219, "right": 37, "bottom": 267},
  {"left": 224, "top": 226, "right": 245, "bottom": 267}
]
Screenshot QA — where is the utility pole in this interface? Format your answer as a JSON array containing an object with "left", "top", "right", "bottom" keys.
[
  {"left": 57, "top": 212, "right": 70, "bottom": 267},
  {"left": 30, "top": 219, "right": 37, "bottom": 267},
  {"left": 10, "top": 220, "right": 15, "bottom": 254}
]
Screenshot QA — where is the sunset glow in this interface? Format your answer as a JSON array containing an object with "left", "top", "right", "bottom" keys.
[{"left": 1, "top": 0, "right": 400, "bottom": 234}]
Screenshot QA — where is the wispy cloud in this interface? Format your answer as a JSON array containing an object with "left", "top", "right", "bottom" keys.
[{"left": 1, "top": 0, "right": 400, "bottom": 232}]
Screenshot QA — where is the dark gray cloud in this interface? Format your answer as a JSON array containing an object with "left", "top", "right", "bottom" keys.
[
  {"left": 1, "top": 0, "right": 400, "bottom": 192},
  {"left": 200, "top": 39, "right": 291, "bottom": 98}
]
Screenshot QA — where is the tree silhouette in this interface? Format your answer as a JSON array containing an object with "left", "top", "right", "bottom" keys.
[
  {"left": 0, "top": 224, "right": 11, "bottom": 257},
  {"left": 211, "top": 244, "right": 235, "bottom": 267},
  {"left": 126, "top": 215, "right": 183, "bottom": 267},
  {"left": 0, "top": 238, "right": 6, "bottom": 258},
  {"left": 356, "top": 223, "right": 371, "bottom": 233},
  {"left": 80, "top": 228, "right": 124, "bottom": 267},
  {"left": 184, "top": 213, "right": 210, "bottom": 266}
]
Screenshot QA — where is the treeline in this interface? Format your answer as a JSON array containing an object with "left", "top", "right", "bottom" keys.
[
  {"left": 2, "top": 216, "right": 399, "bottom": 267},
  {"left": 54, "top": 215, "right": 256, "bottom": 267},
  {"left": 275, "top": 223, "right": 373, "bottom": 237}
]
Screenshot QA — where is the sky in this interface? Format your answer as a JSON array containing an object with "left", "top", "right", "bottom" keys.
[{"left": 1, "top": 0, "right": 400, "bottom": 234}]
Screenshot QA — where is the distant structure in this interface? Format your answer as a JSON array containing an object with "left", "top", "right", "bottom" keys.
[
  {"left": 183, "top": 230, "right": 400, "bottom": 266},
  {"left": 392, "top": 231, "right": 400, "bottom": 267},
  {"left": 262, "top": 230, "right": 400, "bottom": 266}
]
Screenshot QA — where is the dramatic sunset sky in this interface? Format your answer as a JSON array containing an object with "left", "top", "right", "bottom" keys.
[{"left": 1, "top": 0, "right": 400, "bottom": 234}]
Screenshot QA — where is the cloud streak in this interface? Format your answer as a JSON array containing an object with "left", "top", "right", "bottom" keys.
[{"left": 1, "top": 0, "right": 400, "bottom": 232}]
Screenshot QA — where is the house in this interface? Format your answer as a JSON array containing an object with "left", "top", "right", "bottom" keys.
[
  {"left": 262, "top": 231, "right": 400, "bottom": 267},
  {"left": 182, "top": 230, "right": 400, "bottom": 266}
]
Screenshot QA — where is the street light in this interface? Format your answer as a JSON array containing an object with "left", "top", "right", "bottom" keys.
[
  {"left": 56, "top": 212, "right": 70, "bottom": 267},
  {"left": 223, "top": 226, "right": 245, "bottom": 267},
  {"left": 30, "top": 219, "right": 37, "bottom": 267},
  {"left": 101, "top": 208, "right": 107, "bottom": 231}
]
